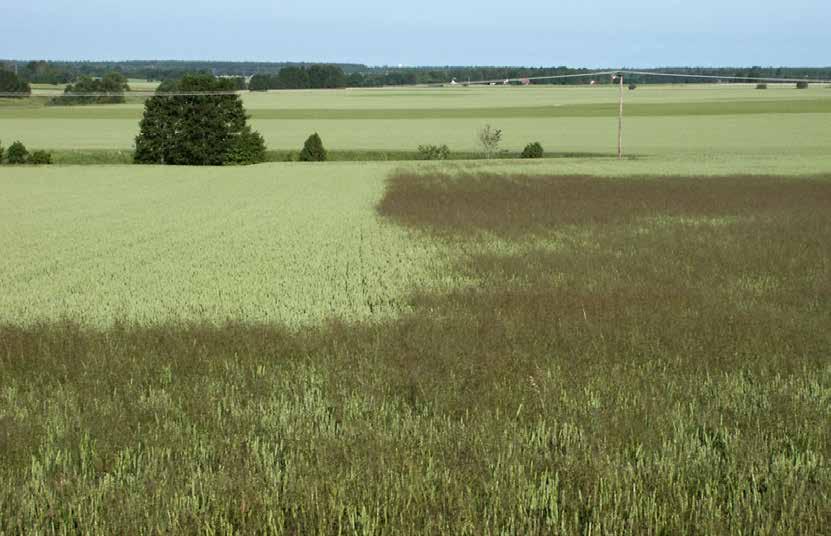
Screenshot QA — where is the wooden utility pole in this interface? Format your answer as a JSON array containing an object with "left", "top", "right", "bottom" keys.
[{"left": 617, "top": 72, "right": 624, "bottom": 159}]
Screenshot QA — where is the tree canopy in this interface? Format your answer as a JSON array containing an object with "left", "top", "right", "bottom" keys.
[
  {"left": 134, "top": 74, "right": 265, "bottom": 166},
  {"left": 0, "top": 69, "right": 31, "bottom": 96},
  {"left": 52, "top": 72, "right": 130, "bottom": 105}
]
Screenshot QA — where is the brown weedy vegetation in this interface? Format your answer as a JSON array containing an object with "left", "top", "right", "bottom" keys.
[{"left": 2, "top": 173, "right": 830, "bottom": 533}]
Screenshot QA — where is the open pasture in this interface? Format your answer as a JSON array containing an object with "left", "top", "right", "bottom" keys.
[{"left": 1, "top": 84, "right": 830, "bottom": 156}]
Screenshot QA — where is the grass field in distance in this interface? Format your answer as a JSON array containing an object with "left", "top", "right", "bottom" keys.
[{"left": 1, "top": 83, "right": 830, "bottom": 158}]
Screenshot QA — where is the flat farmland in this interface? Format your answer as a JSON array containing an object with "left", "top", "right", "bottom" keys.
[
  {"left": 0, "top": 163, "right": 441, "bottom": 327},
  {"left": 2, "top": 82, "right": 831, "bottom": 532},
  {"left": 2, "top": 84, "right": 830, "bottom": 156}
]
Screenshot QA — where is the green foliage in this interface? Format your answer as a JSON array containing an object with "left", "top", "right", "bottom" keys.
[
  {"left": 308, "top": 64, "right": 346, "bottom": 89},
  {"left": 756, "top": 83, "right": 768, "bottom": 89},
  {"left": 796, "top": 81, "right": 809, "bottom": 89},
  {"left": 248, "top": 74, "right": 273, "bottom": 91},
  {"left": 6, "top": 141, "right": 28, "bottom": 164},
  {"left": 225, "top": 126, "right": 267, "bottom": 165},
  {"left": 278, "top": 66, "right": 310, "bottom": 89},
  {"left": 0, "top": 141, "right": 3, "bottom": 163},
  {"left": 0, "top": 70, "right": 32, "bottom": 97},
  {"left": 18, "top": 60, "right": 73, "bottom": 84},
  {"left": 51, "top": 72, "right": 130, "bottom": 105},
  {"left": 477, "top": 124, "right": 503, "bottom": 158},
  {"left": 299, "top": 132, "right": 327, "bottom": 161},
  {"left": 134, "top": 74, "right": 264, "bottom": 166},
  {"left": 155, "top": 79, "right": 179, "bottom": 93},
  {"left": 224, "top": 76, "right": 247, "bottom": 90},
  {"left": 248, "top": 65, "right": 346, "bottom": 90},
  {"left": 417, "top": 144, "right": 450, "bottom": 160},
  {"left": 628, "top": 83, "right": 637, "bottom": 90},
  {"left": 28, "top": 150, "right": 52, "bottom": 165},
  {"left": 521, "top": 141, "right": 544, "bottom": 158}
]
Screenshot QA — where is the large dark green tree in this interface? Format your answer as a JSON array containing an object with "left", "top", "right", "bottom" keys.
[{"left": 134, "top": 74, "right": 265, "bottom": 166}]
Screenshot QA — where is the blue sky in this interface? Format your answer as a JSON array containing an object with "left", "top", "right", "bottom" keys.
[{"left": 2, "top": 0, "right": 827, "bottom": 66}]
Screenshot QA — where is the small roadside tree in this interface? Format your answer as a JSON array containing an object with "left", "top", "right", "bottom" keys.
[
  {"left": 299, "top": 133, "right": 327, "bottom": 161},
  {"left": 6, "top": 141, "right": 29, "bottom": 164},
  {"left": 478, "top": 124, "right": 502, "bottom": 159},
  {"left": 135, "top": 74, "right": 265, "bottom": 166}
]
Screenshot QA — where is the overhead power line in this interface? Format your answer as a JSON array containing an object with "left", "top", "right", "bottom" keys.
[{"left": 621, "top": 70, "right": 831, "bottom": 84}]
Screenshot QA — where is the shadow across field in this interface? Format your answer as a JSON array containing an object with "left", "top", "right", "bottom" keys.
[{"left": 2, "top": 174, "right": 830, "bottom": 533}]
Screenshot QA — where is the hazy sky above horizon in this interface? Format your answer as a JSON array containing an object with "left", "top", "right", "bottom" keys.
[{"left": 2, "top": 0, "right": 827, "bottom": 66}]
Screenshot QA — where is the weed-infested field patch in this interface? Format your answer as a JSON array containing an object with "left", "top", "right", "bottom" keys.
[{"left": 1, "top": 172, "right": 830, "bottom": 533}]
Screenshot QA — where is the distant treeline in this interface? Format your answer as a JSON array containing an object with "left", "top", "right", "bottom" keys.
[
  {"left": 0, "top": 60, "right": 366, "bottom": 84},
  {"left": 2, "top": 60, "right": 830, "bottom": 89},
  {"left": 249, "top": 65, "right": 347, "bottom": 90},
  {"left": 621, "top": 67, "right": 831, "bottom": 84},
  {"left": 0, "top": 70, "right": 31, "bottom": 96}
]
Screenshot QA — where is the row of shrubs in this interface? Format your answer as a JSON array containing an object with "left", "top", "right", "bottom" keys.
[
  {"left": 416, "top": 141, "right": 545, "bottom": 160},
  {"left": 0, "top": 141, "right": 52, "bottom": 165}
]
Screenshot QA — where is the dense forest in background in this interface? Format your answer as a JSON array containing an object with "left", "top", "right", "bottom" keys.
[{"left": 2, "top": 60, "right": 830, "bottom": 90}]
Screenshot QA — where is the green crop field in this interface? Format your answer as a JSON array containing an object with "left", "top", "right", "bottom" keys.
[
  {"left": 1, "top": 83, "right": 831, "bottom": 533},
  {"left": 2, "top": 84, "right": 830, "bottom": 156}
]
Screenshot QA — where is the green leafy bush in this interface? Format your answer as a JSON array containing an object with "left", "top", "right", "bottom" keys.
[
  {"left": 225, "top": 126, "right": 266, "bottom": 165},
  {"left": 6, "top": 141, "right": 29, "bottom": 164},
  {"left": 796, "top": 81, "right": 809, "bottom": 89},
  {"left": 756, "top": 83, "right": 768, "bottom": 89},
  {"left": 299, "top": 133, "right": 327, "bottom": 162},
  {"left": 0, "top": 141, "right": 4, "bottom": 163},
  {"left": 521, "top": 142, "right": 544, "bottom": 159},
  {"left": 628, "top": 83, "right": 637, "bottom": 90},
  {"left": 417, "top": 144, "right": 450, "bottom": 160},
  {"left": 29, "top": 150, "right": 52, "bottom": 165}
]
